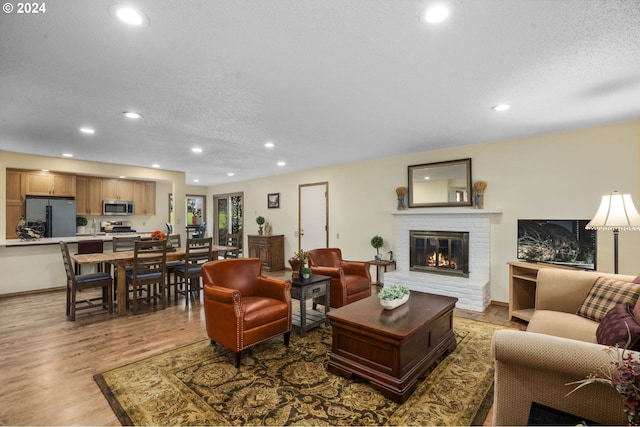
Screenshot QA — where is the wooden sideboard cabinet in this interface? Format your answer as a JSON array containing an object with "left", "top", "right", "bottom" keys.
[{"left": 247, "top": 235, "right": 285, "bottom": 271}]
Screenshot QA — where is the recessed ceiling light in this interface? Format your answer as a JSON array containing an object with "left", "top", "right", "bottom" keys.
[
  {"left": 421, "top": 3, "right": 451, "bottom": 24},
  {"left": 109, "top": 4, "right": 149, "bottom": 27},
  {"left": 424, "top": 176, "right": 430, "bottom": 180},
  {"left": 79, "top": 127, "right": 95, "bottom": 134},
  {"left": 191, "top": 147, "right": 203, "bottom": 153},
  {"left": 277, "top": 161, "right": 286, "bottom": 167},
  {"left": 227, "top": 172, "right": 235, "bottom": 177},
  {"left": 62, "top": 153, "right": 73, "bottom": 158},
  {"left": 151, "top": 164, "right": 160, "bottom": 168},
  {"left": 491, "top": 104, "right": 511, "bottom": 112},
  {"left": 123, "top": 111, "right": 141, "bottom": 119},
  {"left": 193, "top": 179, "right": 200, "bottom": 183},
  {"left": 264, "top": 142, "right": 275, "bottom": 148}
]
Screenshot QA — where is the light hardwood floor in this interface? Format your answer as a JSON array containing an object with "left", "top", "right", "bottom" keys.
[{"left": 0, "top": 279, "right": 526, "bottom": 426}]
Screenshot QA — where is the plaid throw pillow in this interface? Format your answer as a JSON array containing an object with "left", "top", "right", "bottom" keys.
[{"left": 577, "top": 277, "right": 640, "bottom": 322}]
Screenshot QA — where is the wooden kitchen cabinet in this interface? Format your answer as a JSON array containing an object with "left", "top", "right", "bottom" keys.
[
  {"left": 247, "top": 235, "right": 285, "bottom": 271},
  {"left": 76, "top": 177, "right": 103, "bottom": 215},
  {"left": 24, "top": 171, "right": 76, "bottom": 196},
  {"left": 102, "top": 178, "right": 134, "bottom": 201},
  {"left": 6, "top": 170, "right": 25, "bottom": 238},
  {"left": 133, "top": 181, "right": 156, "bottom": 215}
]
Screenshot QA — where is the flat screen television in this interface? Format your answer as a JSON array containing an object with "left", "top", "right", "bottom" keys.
[{"left": 517, "top": 219, "right": 596, "bottom": 270}]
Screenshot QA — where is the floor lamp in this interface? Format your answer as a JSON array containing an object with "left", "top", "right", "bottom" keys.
[{"left": 586, "top": 191, "right": 640, "bottom": 274}]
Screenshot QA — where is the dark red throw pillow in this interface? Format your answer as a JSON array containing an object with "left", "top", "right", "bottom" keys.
[{"left": 596, "top": 302, "right": 640, "bottom": 350}]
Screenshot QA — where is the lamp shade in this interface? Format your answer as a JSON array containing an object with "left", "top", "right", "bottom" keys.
[{"left": 586, "top": 191, "right": 640, "bottom": 230}]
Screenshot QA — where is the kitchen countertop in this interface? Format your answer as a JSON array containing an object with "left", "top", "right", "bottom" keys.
[{"left": 1, "top": 232, "right": 152, "bottom": 247}]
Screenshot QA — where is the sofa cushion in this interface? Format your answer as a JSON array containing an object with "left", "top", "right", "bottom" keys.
[
  {"left": 596, "top": 302, "right": 640, "bottom": 350},
  {"left": 577, "top": 277, "right": 640, "bottom": 322},
  {"left": 527, "top": 310, "right": 598, "bottom": 343}
]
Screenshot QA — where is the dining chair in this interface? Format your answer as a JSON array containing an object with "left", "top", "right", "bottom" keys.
[
  {"left": 192, "top": 222, "right": 206, "bottom": 238},
  {"left": 174, "top": 237, "right": 213, "bottom": 304},
  {"left": 125, "top": 239, "right": 168, "bottom": 314},
  {"left": 112, "top": 235, "right": 140, "bottom": 252},
  {"left": 111, "top": 235, "right": 142, "bottom": 301},
  {"left": 224, "top": 233, "right": 241, "bottom": 259},
  {"left": 165, "top": 233, "right": 182, "bottom": 301},
  {"left": 74, "top": 239, "right": 106, "bottom": 275},
  {"left": 60, "top": 241, "right": 113, "bottom": 321}
]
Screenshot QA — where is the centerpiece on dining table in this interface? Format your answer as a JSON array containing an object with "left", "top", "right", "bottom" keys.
[
  {"left": 150, "top": 230, "right": 175, "bottom": 250},
  {"left": 150, "top": 230, "right": 166, "bottom": 240}
]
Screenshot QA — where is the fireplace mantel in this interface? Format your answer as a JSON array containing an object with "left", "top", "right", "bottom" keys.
[
  {"left": 392, "top": 208, "right": 502, "bottom": 216},
  {"left": 385, "top": 208, "right": 502, "bottom": 312}
]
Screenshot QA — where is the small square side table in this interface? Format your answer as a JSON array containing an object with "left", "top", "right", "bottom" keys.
[{"left": 290, "top": 274, "right": 331, "bottom": 337}]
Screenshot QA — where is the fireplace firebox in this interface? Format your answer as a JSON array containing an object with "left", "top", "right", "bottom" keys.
[{"left": 410, "top": 230, "right": 469, "bottom": 277}]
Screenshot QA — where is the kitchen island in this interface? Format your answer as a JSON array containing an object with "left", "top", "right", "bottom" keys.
[
  {"left": 1, "top": 233, "right": 152, "bottom": 247},
  {"left": 0, "top": 233, "right": 152, "bottom": 296}
]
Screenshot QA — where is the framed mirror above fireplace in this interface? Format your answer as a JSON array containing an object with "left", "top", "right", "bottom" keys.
[{"left": 408, "top": 158, "right": 472, "bottom": 208}]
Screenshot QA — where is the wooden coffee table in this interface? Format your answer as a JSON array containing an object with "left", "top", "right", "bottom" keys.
[{"left": 327, "top": 291, "right": 458, "bottom": 403}]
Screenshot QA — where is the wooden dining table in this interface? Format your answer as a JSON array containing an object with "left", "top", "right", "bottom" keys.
[{"left": 71, "top": 245, "right": 237, "bottom": 316}]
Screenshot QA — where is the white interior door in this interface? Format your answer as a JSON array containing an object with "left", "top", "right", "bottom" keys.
[{"left": 299, "top": 183, "right": 328, "bottom": 252}]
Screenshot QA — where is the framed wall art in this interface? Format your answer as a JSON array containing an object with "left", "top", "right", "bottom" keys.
[{"left": 268, "top": 193, "right": 280, "bottom": 209}]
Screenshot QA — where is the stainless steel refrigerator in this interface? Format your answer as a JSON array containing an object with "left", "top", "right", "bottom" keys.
[{"left": 25, "top": 196, "right": 77, "bottom": 237}]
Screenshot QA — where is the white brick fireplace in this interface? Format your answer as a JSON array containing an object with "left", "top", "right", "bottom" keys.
[{"left": 384, "top": 208, "right": 502, "bottom": 312}]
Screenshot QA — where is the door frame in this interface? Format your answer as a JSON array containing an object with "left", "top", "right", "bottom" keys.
[
  {"left": 298, "top": 182, "right": 329, "bottom": 251},
  {"left": 213, "top": 192, "right": 243, "bottom": 247}
]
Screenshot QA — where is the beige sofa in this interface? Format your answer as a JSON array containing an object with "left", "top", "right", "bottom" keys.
[{"left": 492, "top": 268, "right": 637, "bottom": 426}]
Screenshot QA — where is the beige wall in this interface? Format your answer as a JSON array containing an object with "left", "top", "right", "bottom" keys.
[{"left": 208, "top": 120, "right": 640, "bottom": 303}]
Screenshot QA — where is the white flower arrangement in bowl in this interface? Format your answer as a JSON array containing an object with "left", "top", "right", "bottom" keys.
[{"left": 378, "top": 283, "right": 410, "bottom": 310}]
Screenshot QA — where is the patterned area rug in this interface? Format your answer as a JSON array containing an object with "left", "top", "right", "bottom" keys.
[{"left": 94, "top": 317, "right": 510, "bottom": 426}]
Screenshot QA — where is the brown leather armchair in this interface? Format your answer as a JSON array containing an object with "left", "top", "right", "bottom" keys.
[
  {"left": 201, "top": 258, "right": 292, "bottom": 368},
  {"left": 308, "top": 248, "right": 371, "bottom": 308}
]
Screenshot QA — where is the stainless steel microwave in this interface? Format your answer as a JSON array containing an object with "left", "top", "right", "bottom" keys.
[{"left": 103, "top": 200, "right": 134, "bottom": 216}]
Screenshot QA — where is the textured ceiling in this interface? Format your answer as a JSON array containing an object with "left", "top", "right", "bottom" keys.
[{"left": 1, "top": 0, "right": 639, "bottom": 186}]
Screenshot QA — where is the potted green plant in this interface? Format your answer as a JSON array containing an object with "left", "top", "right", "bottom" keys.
[
  {"left": 256, "top": 216, "right": 265, "bottom": 235},
  {"left": 371, "top": 235, "right": 384, "bottom": 260},
  {"left": 76, "top": 216, "right": 88, "bottom": 234},
  {"left": 378, "top": 283, "right": 410, "bottom": 309},
  {"left": 301, "top": 266, "right": 311, "bottom": 279}
]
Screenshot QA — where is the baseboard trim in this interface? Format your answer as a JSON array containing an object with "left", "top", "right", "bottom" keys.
[{"left": 0, "top": 286, "right": 65, "bottom": 299}]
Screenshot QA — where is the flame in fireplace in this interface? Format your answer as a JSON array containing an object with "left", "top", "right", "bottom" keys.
[{"left": 426, "top": 251, "right": 458, "bottom": 269}]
